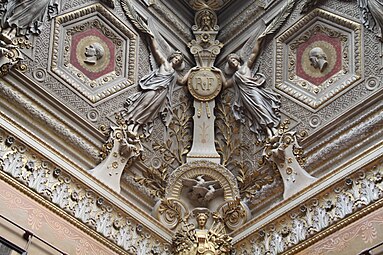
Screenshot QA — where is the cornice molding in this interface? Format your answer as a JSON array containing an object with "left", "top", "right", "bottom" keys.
[{"left": 0, "top": 74, "right": 101, "bottom": 168}]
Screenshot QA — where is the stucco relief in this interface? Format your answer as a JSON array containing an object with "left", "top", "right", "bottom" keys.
[
  {"left": 234, "top": 159, "right": 383, "bottom": 254},
  {"left": 296, "top": 205, "right": 383, "bottom": 255},
  {"left": 275, "top": 8, "right": 362, "bottom": 110},
  {"left": 0, "top": 1, "right": 382, "bottom": 255},
  {"left": 51, "top": 4, "right": 138, "bottom": 104},
  {"left": 0, "top": 128, "right": 170, "bottom": 254}
]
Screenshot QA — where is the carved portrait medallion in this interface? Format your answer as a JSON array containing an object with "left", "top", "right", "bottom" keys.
[
  {"left": 51, "top": 4, "right": 138, "bottom": 104},
  {"left": 275, "top": 9, "right": 362, "bottom": 110},
  {"left": 71, "top": 29, "right": 114, "bottom": 80}
]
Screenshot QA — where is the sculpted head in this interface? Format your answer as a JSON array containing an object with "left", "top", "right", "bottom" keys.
[
  {"left": 84, "top": 42, "right": 104, "bottom": 64},
  {"left": 168, "top": 51, "right": 184, "bottom": 70},
  {"left": 196, "top": 213, "right": 208, "bottom": 229},
  {"left": 309, "top": 47, "right": 328, "bottom": 72},
  {"left": 224, "top": 53, "right": 241, "bottom": 75}
]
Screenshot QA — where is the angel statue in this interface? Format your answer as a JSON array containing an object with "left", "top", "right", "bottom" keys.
[
  {"left": 221, "top": 26, "right": 281, "bottom": 142},
  {"left": 219, "top": 0, "right": 295, "bottom": 142},
  {"left": 120, "top": 2, "right": 194, "bottom": 138},
  {"left": 121, "top": 35, "right": 185, "bottom": 138},
  {"left": 0, "top": 0, "right": 58, "bottom": 37}
]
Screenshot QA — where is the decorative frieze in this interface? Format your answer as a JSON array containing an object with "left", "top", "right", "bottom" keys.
[
  {"left": 233, "top": 158, "right": 383, "bottom": 254},
  {"left": 0, "top": 128, "right": 171, "bottom": 254}
]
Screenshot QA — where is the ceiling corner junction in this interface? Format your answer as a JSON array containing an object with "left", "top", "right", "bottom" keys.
[{"left": 0, "top": 0, "right": 382, "bottom": 254}]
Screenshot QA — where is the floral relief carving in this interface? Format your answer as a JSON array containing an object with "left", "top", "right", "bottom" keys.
[
  {"left": 0, "top": 186, "right": 116, "bottom": 255},
  {"left": 297, "top": 211, "right": 383, "bottom": 255}
]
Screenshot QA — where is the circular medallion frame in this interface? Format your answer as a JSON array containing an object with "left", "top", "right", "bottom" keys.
[{"left": 187, "top": 68, "right": 222, "bottom": 101}]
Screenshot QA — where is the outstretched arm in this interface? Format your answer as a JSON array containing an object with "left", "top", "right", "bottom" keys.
[
  {"left": 147, "top": 35, "right": 167, "bottom": 66},
  {"left": 211, "top": 66, "right": 232, "bottom": 88},
  {"left": 246, "top": 34, "right": 266, "bottom": 69},
  {"left": 178, "top": 66, "right": 200, "bottom": 85}
]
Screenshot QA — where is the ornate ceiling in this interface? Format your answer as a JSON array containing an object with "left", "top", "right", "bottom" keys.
[{"left": 0, "top": 0, "right": 382, "bottom": 254}]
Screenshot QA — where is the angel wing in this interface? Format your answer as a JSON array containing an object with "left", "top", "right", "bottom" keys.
[
  {"left": 182, "top": 178, "right": 198, "bottom": 187},
  {"left": 100, "top": 0, "right": 115, "bottom": 8},
  {"left": 239, "top": 19, "right": 267, "bottom": 71},
  {"left": 358, "top": 0, "right": 383, "bottom": 41},
  {"left": 120, "top": 0, "right": 177, "bottom": 69},
  {"left": 260, "top": 0, "right": 295, "bottom": 38},
  {"left": 238, "top": 0, "right": 295, "bottom": 76},
  {"left": 301, "top": 0, "right": 320, "bottom": 14},
  {"left": 120, "top": 0, "right": 153, "bottom": 36},
  {"left": 147, "top": 18, "right": 173, "bottom": 70}
]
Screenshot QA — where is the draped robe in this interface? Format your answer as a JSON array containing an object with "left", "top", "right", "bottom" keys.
[
  {"left": 232, "top": 71, "right": 281, "bottom": 141},
  {"left": 122, "top": 69, "right": 177, "bottom": 137}
]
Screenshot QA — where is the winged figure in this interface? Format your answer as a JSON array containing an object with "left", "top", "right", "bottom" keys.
[
  {"left": 120, "top": 1, "right": 190, "bottom": 138},
  {"left": 0, "top": 0, "right": 59, "bottom": 37},
  {"left": 359, "top": 0, "right": 383, "bottom": 41},
  {"left": 218, "top": 0, "right": 295, "bottom": 141}
]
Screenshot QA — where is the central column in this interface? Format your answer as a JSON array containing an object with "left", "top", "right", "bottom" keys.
[{"left": 186, "top": 8, "right": 223, "bottom": 164}]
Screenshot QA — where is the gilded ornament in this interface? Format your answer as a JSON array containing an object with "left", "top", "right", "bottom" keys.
[{"left": 172, "top": 210, "right": 232, "bottom": 255}]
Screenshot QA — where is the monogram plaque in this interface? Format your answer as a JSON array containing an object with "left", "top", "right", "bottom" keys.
[{"left": 187, "top": 68, "right": 222, "bottom": 101}]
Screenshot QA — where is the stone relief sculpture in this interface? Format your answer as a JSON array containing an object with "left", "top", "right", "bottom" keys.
[
  {"left": 0, "top": 33, "right": 23, "bottom": 76},
  {"left": 0, "top": 0, "right": 58, "bottom": 76},
  {"left": 120, "top": 43, "right": 185, "bottom": 138},
  {"left": 220, "top": 0, "right": 295, "bottom": 142},
  {"left": 182, "top": 176, "right": 223, "bottom": 205},
  {"left": 84, "top": 42, "right": 105, "bottom": 65},
  {"left": 309, "top": 47, "right": 328, "bottom": 72},
  {"left": 120, "top": 0, "right": 189, "bottom": 138},
  {"left": 91, "top": 0, "right": 192, "bottom": 191},
  {"left": 0, "top": 0, "right": 58, "bottom": 37},
  {"left": 89, "top": 122, "right": 143, "bottom": 193},
  {"left": 263, "top": 121, "right": 317, "bottom": 199},
  {"left": 172, "top": 210, "right": 232, "bottom": 255},
  {"left": 223, "top": 34, "right": 281, "bottom": 141},
  {"left": 359, "top": 0, "right": 383, "bottom": 41}
]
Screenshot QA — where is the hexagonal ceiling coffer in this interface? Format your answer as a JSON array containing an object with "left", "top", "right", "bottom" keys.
[
  {"left": 275, "top": 8, "right": 362, "bottom": 110},
  {"left": 51, "top": 4, "right": 138, "bottom": 104}
]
